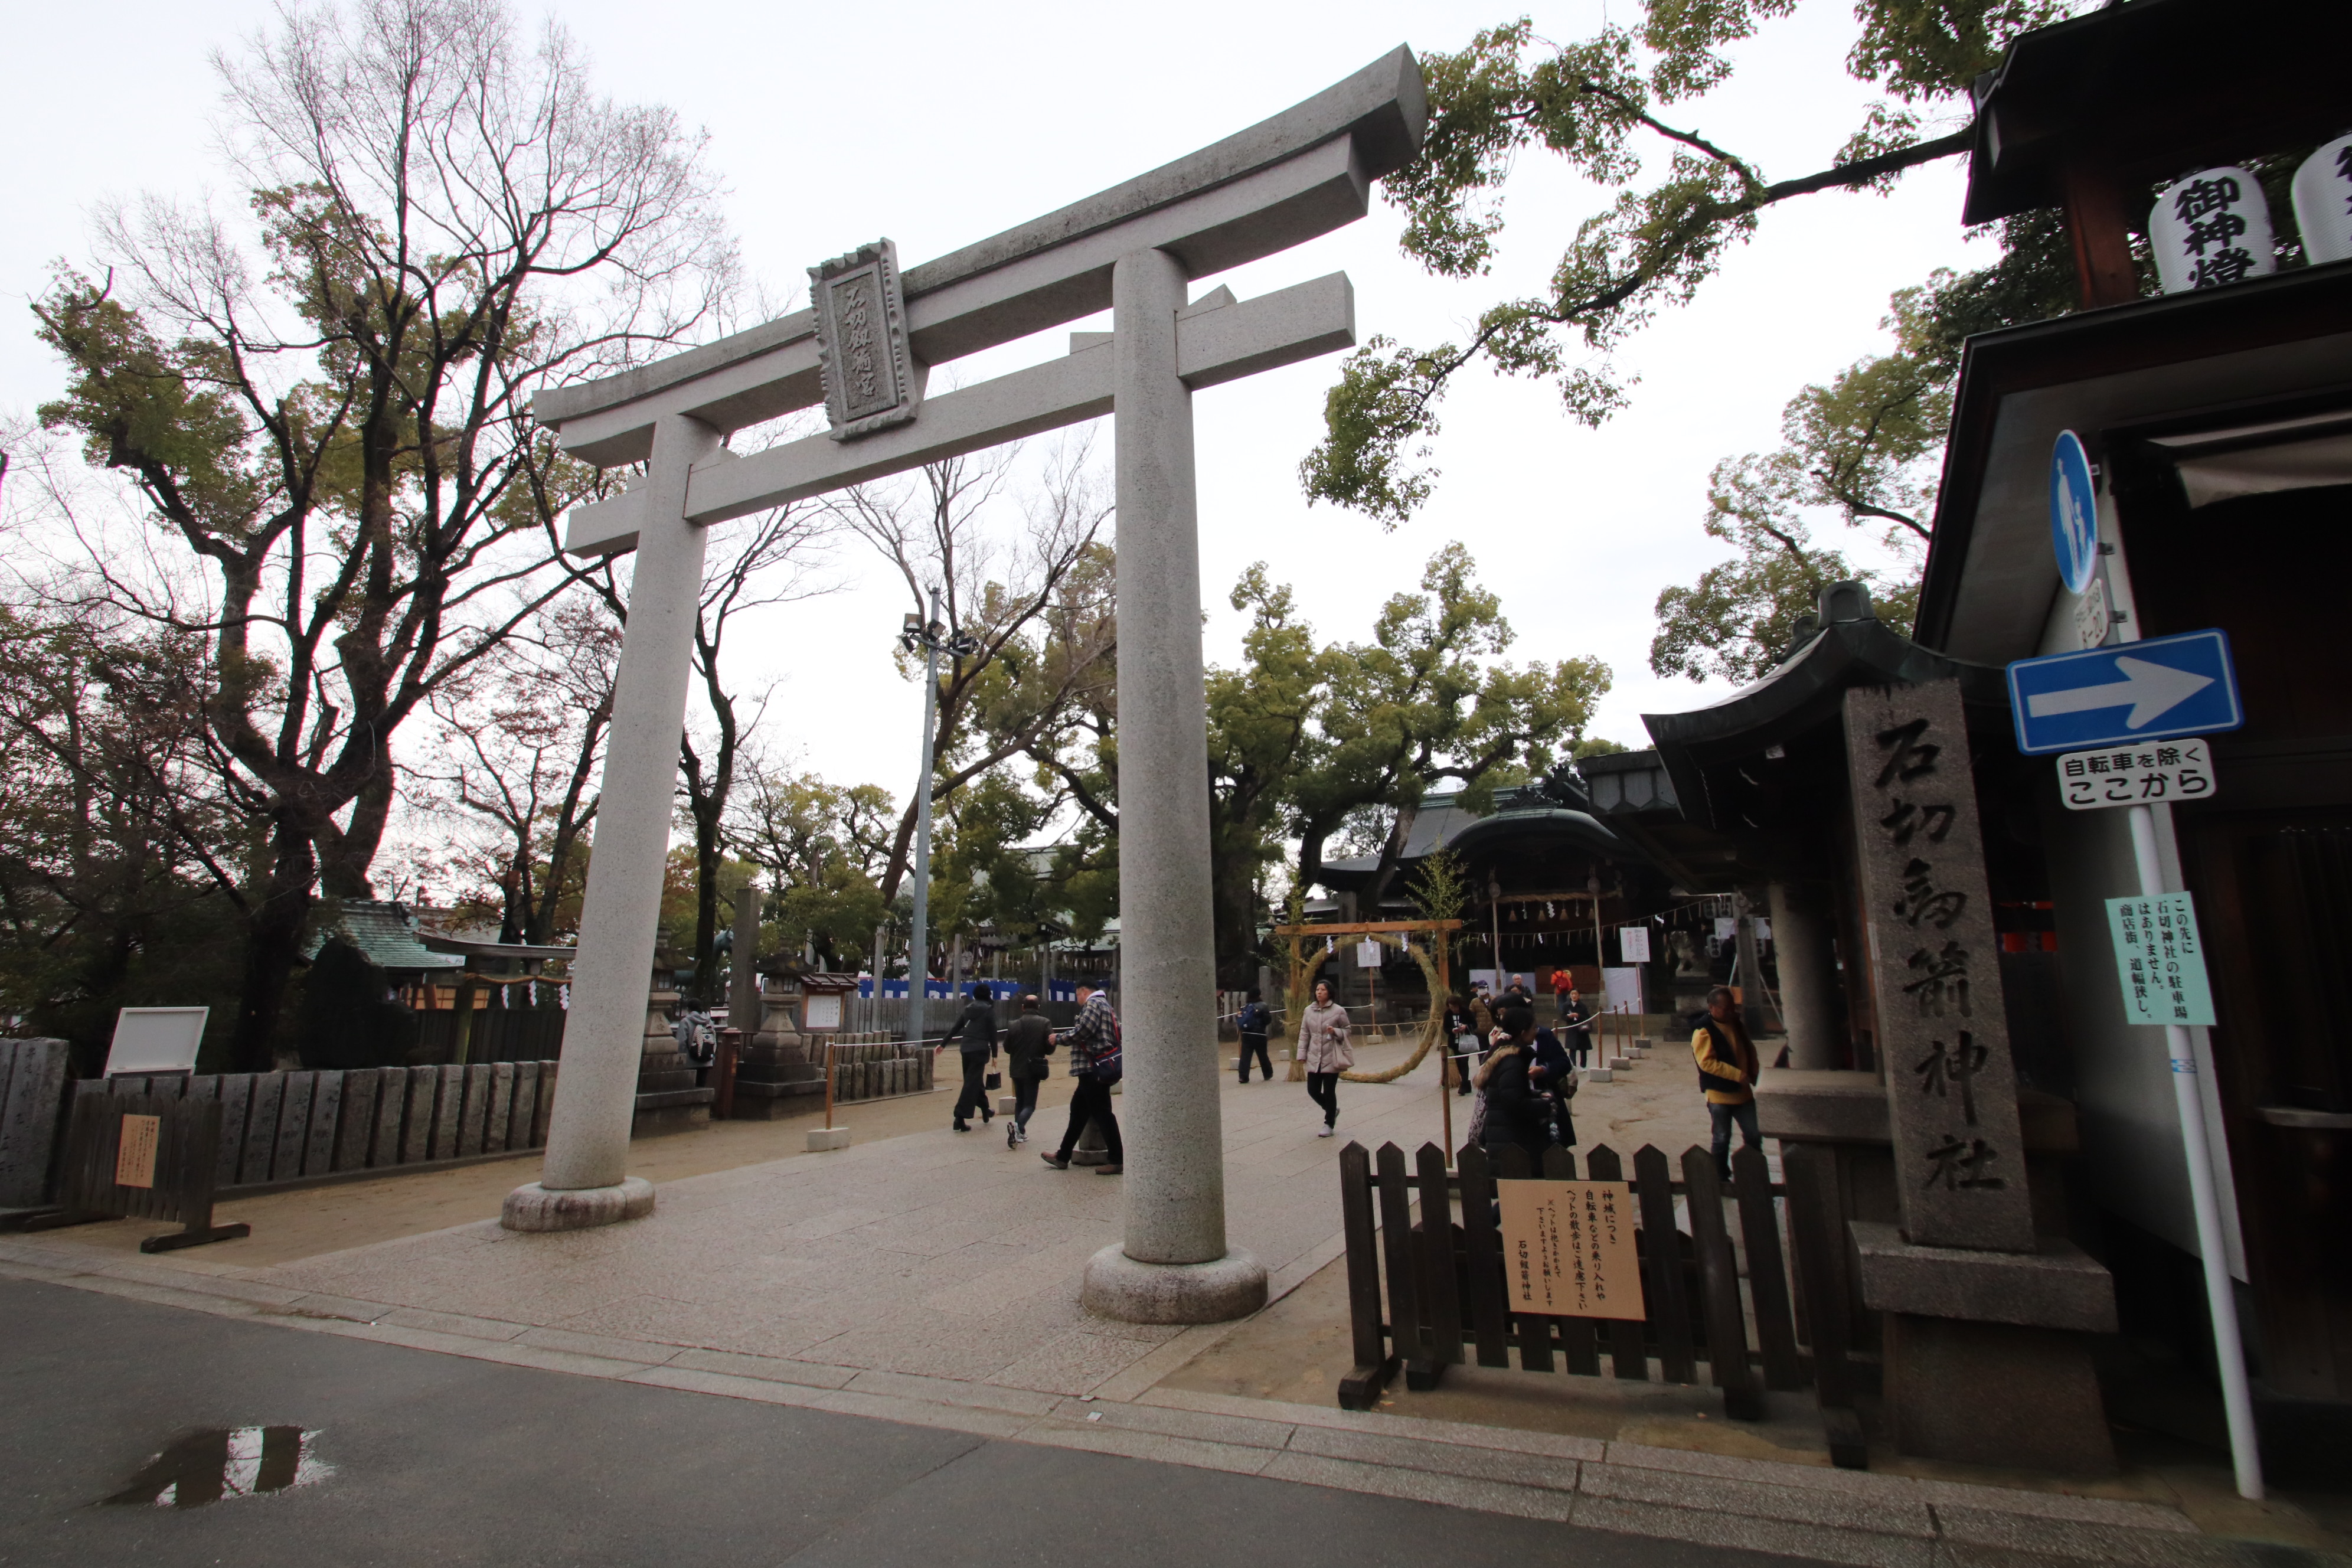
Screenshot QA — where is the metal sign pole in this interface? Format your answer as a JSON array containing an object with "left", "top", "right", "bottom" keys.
[{"left": 2126, "top": 801, "right": 2262, "bottom": 1501}]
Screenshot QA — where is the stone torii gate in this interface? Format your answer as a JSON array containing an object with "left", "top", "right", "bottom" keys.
[{"left": 502, "top": 50, "right": 1426, "bottom": 1325}]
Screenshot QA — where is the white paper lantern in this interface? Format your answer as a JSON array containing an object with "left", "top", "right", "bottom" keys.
[
  {"left": 2291, "top": 134, "right": 2352, "bottom": 267},
  {"left": 2148, "top": 166, "right": 2276, "bottom": 295}
]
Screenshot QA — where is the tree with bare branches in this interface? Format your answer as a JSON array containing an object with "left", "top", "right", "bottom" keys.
[{"left": 30, "top": 0, "right": 730, "bottom": 1067}]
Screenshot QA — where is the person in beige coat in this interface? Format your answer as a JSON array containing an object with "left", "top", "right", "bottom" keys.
[{"left": 1298, "top": 978, "right": 1354, "bottom": 1137}]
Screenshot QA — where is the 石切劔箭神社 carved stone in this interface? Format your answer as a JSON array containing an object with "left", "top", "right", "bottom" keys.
[
  {"left": 810, "top": 239, "right": 921, "bottom": 440},
  {"left": 1842, "top": 678, "right": 2037, "bottom": 1254}
]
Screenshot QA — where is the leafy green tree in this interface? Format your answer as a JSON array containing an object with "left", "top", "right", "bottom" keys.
[
  {"left": 30, "top": 0, "right": 727, "bottom": 1069},
  {"left": 1205, "top": 566, "right": 1330, "bottom": 986},
  {"left": 1301, "top": 3, "right": 2072, "bottom": 526},
  {"left": 1651, "top": 210, "right": 2075, "bottom": 681},
  {"left": 1292, "top": 543, "right": 1611, "bottom": 912},
  {"left": 726, "top": 760, "right": 896, "bottom": 974}
]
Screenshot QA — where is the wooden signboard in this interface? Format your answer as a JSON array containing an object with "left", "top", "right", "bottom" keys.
[
  {"left": 115, "top": 1113, "right": 161, "bottom": 1189},
  {"left": 1498, "top": 1178, "right": 1645, "bottom": 1320}
]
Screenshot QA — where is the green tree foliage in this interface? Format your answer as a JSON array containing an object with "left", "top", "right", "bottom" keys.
[
  {"left": 726, "top": 762, "right": 896, "bottom": 974},
  {"left": 1301, "top": 2, "right": 2075, "bottom": 526},
  {"left": 1291, "top": 543, "right": 1610, "bottom": 913},
  {"left": 1651, "top": 210, "right": 2076, "bottom": 682}
]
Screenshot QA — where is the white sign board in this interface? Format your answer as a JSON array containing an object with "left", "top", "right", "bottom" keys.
[
  {"left": 1600, "top": 966, "right": 1643, "bottom": 1014},
  {"left": 1618, "top": 926, "right": 1651, "bottom": 964},
  {"left": 1355, "top": 939, "right": 1383, "bottom": 969},
  {"left": 103, "top": 1007, "right": 208, "bottom": 1076},
  {"left": 801, "top": 991, "right": 844, "bottom": 1031},
  {"left": 2057, "top": 737, "right": 2217, "bottom": 811}
]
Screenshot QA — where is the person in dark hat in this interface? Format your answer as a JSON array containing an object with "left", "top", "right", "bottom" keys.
[{"left": 1001, "top": 992, "right": 1055, "bottom": 1146}]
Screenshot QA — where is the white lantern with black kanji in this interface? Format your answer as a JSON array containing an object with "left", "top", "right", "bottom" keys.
[
  {"left": 2148, "top": 166, "right": 2276, "bottom": 295},
  {"left": 2291, "top": 135, "right": 2352, "bottom": 267}
]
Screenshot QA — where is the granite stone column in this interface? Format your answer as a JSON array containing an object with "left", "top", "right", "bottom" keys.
[
  {"left": 1768, "top": 881, "right": 1840, "bottom": 1070},
  {"left": 1082, "top": 247, "right": 1265, "bottom": 1322},
  {"left": 503, "top": 414, "right": 719, "bottom": 1230}
]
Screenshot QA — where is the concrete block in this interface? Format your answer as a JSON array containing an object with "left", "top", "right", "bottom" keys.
[
  {"left": 240, "top": 1073, "right": 285, "bottom": 1184},
  {"left": 272, "top": 1071, "right": 315, "bottom": 1181},
  {"left": 303, "top": 1070, "right": 342, "bottom": 1176},
  {"left": 806, "top": 1126, "right": 851, "bottom": 1152},
  {"left": 997, "top": 1095, "right": 1019, "bottom": 1115},
  {"left": 1608, "top": 1057, "right": 1632, "bottom": 1070},
  {"left": 1584, "top": 1068, "right": 1613, "bottom": 1083},
  {"left": 0, "top": 1038, "right": 70, "bottom": 1207},
  {"left": 1848, "top": 1221, "right": 2116, "bottom": 1331},
  {"left": 484, "top": 1062, "right": 515, "bottom": 1154}
]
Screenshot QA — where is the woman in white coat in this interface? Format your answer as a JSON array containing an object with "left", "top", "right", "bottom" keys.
[{"left": 1297, "top": 978, "right": 1354, "bottom": 1136}]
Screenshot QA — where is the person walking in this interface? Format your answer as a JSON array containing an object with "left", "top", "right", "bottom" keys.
[
  {"left": 1298, "top": 978, "right": 1353, "bottom": 1137},
  {"left": 1236, "top": 990, "right": 1273, "bottom": 1083},
  {"left": 1001, "top": 992, "right": 1054, "bottom": 1147},
  {"left": 1041, "top": 984, "right": 1123, "bottom": 1175},
  {"left": 1474, "top": 1004, "right": 1557, "bottom": 1168},
  {"left": 1443, "top": 993, "right": 1476, "bottom": 1096},
  {"left": 1694, "top": 984, "right": 1763, "bottom": 1178},
  {"left": 1523, "top": 1010, "right": 1580, "bottom": 1149},
  {"left": 942, "top": 981, "right": 999, "bottom": 1132}
]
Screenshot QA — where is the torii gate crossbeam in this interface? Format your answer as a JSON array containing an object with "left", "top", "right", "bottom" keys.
[{"left": 502, "top": 48, "right": 1426, "bottom": 1327}]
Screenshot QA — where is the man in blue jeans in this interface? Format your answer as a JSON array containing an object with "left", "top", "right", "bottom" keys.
[
  {"left": 1041, "top": 984, "right": 1122, "bottom": 1176},
  {"left": 1693, "top": 985, "right": 1762, "bottom": 1179}
]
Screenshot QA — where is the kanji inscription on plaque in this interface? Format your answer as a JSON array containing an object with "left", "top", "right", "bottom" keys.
[
  {"left": 1498, "top": 1178, "right": 1645, "bottom": 1320},
  {"left": 1843, "top": 679, "right": 2037, "bottom": 1253},
  {"left": 116, "top": 1112, "right": 161, "bottom": 1190}
]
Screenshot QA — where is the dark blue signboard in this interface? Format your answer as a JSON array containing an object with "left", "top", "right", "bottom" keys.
[{"left": 2006, "top": 629, "right": 2243, "bottom": 755}]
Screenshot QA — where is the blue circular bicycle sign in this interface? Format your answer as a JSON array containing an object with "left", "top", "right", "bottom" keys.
[{"left": 2050, "top": 429, "right": 2098, "bottom": 594}]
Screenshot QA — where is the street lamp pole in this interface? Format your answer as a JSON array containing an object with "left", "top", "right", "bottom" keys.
[{"left": 900, "top": 587, "right": 977, "bottom": 1046}]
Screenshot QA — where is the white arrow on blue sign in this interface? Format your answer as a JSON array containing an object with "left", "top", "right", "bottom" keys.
[{"left": 2006, "top": 628, "right": 2243, "bottom": 755}]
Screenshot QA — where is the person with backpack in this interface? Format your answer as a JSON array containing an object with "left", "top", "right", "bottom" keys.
[
  {"left": 1694, "top": 985, "right": 1763, "bottom": 1178},
  {"left": 1235, "top": 989, "right": 1273, "bottom": 1083},
  {"left": 1041, "top": 984, "right": 1122, "bottom": 1175},
  {"left": 1001, "top": 992, "right": 1055, "bottom": 1147},
  {"left": 942, "top": 981, "right": 998, "bottom": 1133},
  {"left": 1297, "top": 978, "right": 1353, "bottom": 1136}
]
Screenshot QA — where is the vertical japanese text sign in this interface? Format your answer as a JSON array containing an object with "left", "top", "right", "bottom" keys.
[{"left": 1843, "top": 680, "right": 2038, "bottom": 1252}]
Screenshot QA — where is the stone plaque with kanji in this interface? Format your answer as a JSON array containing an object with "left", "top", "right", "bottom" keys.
[
  {"left": 809, "top": 239, "right": 920, "bottom": 440},
  {"left": 1843, "top": 679, "right": 2037, "bottom": 1253}
]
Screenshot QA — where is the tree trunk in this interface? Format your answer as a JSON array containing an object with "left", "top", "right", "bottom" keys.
[{"left": 230, "top": 815, "right": 316, "bottom": 1073}]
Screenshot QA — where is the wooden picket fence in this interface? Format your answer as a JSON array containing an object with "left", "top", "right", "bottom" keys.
[{"left": 1338, "top": 1138, "right": 1866, "bottom": 1466}]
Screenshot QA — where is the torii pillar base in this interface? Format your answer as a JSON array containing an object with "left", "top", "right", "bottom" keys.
[
  {"left": 1083, "top": 1244, "right": 1266, "bottom": 1325},
  {"left": 501, "top": 1177, "right": 656, "bottom": 1233}
]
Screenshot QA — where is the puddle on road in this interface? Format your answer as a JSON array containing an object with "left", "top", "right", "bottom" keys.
[{"left": 106, "top": 1427, "right": 330, "bottom": 1508}]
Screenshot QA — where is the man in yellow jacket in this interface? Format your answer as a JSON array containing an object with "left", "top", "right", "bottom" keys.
[{"left": 1693, "top": 985, "right": 1762, "bottom": 1180}]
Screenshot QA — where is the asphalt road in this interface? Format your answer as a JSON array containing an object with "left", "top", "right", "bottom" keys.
[{"left": 0, "top": 1275, "right": 1834, "bottom": 1567}]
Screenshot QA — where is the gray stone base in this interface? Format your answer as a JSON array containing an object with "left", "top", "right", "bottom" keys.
[
  {"left": 1082, "top": 1243, "right": 1266, "bottom": 1325},
  {"left": 500, "top": 1177, "right": 655, "bottom": 1232},
  {"left": 1884, "top": 1312, "right": 2117, "bottom": 1474}
]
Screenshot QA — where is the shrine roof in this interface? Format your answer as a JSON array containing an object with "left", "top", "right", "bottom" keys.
[
  {"left": 1962, "top": 0, "right": 2348, "bottom": 226},
  {"left": 308, "top": 900, "right": 465, "bottom": 976}
]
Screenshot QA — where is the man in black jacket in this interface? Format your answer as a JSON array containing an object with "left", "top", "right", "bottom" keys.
[
  {"left": 1001, "top": 993, "right": 1054, "bottom": 1146},
  {"left": 1235, "top": 990, "right": 1273, "bottom": 1083},
  {"left": 942, "top": 982, "right": 998, "bottom": 1132}
]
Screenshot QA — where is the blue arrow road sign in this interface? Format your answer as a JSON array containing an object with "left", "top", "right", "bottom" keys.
[{"left": 2007, "top": 629, "right": 2243, "bottom": 755}]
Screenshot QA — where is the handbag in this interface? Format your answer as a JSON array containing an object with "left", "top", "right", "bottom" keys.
[
  {"left": 984, "top": 1071, "right": 1002, "bottom": 1091},
  {"left": 1092, "top": 1015, "right": 1124, "bottom": 1084}
]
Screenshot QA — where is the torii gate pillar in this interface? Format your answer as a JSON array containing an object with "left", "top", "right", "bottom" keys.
[{"left": 1082, "top": 247, "right": 1265, "bottom": 1319}]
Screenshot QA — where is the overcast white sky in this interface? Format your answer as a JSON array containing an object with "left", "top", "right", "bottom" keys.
[{"left": 0, "top": 0, "right": 1993, "bottom": 841}]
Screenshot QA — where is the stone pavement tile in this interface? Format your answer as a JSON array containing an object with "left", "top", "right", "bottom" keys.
[
  {"left": 550, "top": 1293, "right": 848, "bottom": 1361},
  {"left": 1286, "top": 1423, "right": 1579, "bottom": 1491},
  {"left": 1582, "top": 1460, "right": 1939, "bottom": 1538},
  {"left": 1021, "top": 1416, "right": 1280, "bottom": 1477},
  {"left": 91, "top": 1260, "right": 308, "bottom": 1307},
  {"left": 378, "top": 1305, "right": 530, "bottom": 1341},
  {"left": 620, "top": 1364, "right": 837, "bottom": 1409},
  {"left": 1909, "top": 1481, "right": 2197, "bottom": 1533},
  {"left": 807, "top": 1319, "right": 1056, "bottom": 1380},
  {"left": 1140, "top": 1387, "right": 1605, "bottom": 1462},
  {"left": 1606, "top": 1440, "right": 1910, "bottom": 1499},
  {"left": 276, "top": 1291, "right": 393, "bottom": 1323},
  {"left": 1928, "top": 1507, "right": 2274, "bottom": 1567},
  {"left": 1045, "top": 1396, "right": 1295, "bottom": 1451},
  {"left": 988, "top": 1328, "right": 1168, "bottom": 1396},
  {"left": 842, "top": 1368, "right": 1062, "bottom": 1417},
  {"left": 1573, "top": 1495, "right": 1935, "bottom": 1568},
  {"left": 1260, "top": 1451, "right": 1580, "bottom": 1524},
  {"left": 667, "top": 1348, "right": 858, "bottom": 1389},
  {"left": 811, "top": 1386, "right": 1035, "bottom": 1439},
  {"left": 519, "top": 1325, "right": 692, "bottom": 1364},
  {"left": 462, "top": 1338, "right": 666, "bottom": 1379}
]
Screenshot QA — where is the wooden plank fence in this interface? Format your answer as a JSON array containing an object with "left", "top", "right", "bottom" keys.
[
  {"left": 1338, "top": 1138, "right": 1868, "bottom": 1468},
  {"left": 74, "top": 1061, "right": 560, "bottom": 1194}
]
